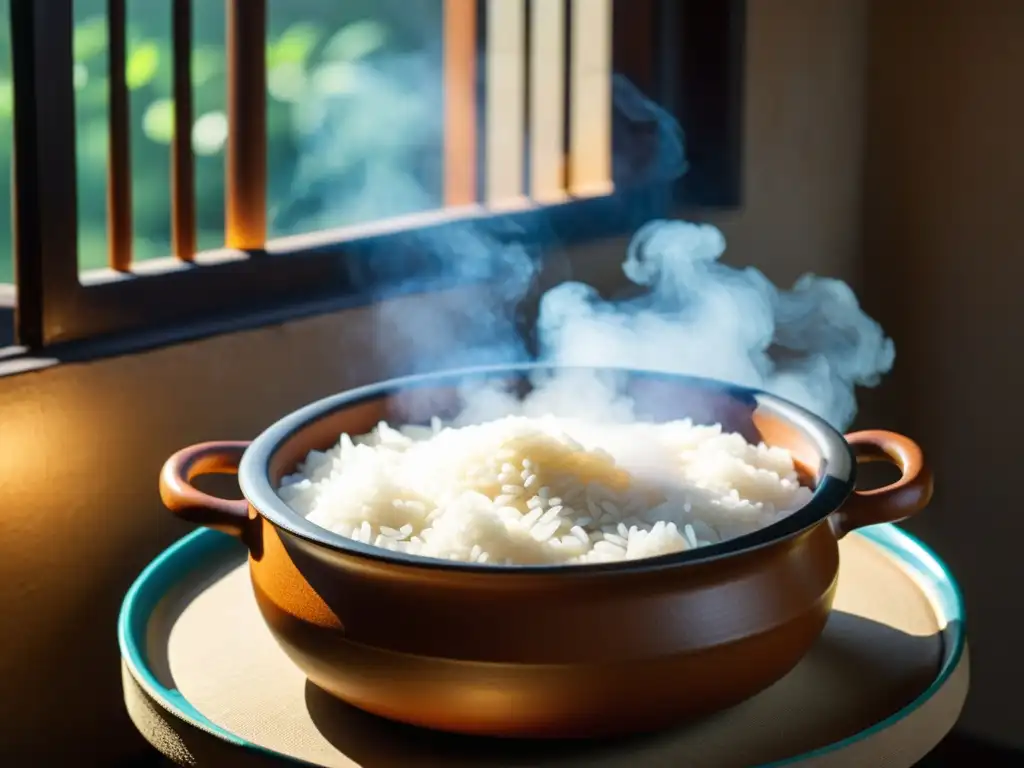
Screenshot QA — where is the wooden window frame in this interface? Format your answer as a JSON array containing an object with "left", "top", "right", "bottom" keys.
[{"left": 0, "top": 0, "right": 744, "bottom": 368}]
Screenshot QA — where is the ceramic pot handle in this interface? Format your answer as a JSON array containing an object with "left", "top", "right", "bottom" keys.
[
  {"left": 160, "top": 441, "right": 252, "bottom": 540},
  {"left": 830, "top": 430, "right": 934, "bottom": 538}
]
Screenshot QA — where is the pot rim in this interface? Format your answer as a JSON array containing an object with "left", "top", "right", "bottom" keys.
[{"left": 238, "top": 363, "right": 855, "bottom": 574}]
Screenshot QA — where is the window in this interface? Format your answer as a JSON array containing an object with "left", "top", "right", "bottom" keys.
[{"left": 0, "top": 0, "right": 743, "bottom": 360}]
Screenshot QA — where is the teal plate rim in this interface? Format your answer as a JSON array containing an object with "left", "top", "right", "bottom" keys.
[{"left": 117, "top": 523, "right": 967, "bottom": 767}]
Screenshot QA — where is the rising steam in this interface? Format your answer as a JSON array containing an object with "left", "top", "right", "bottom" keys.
[
  {"left": 537, "top": 221, "right": 894, "bottom": 429},
  {"left": 281, "top": 34, "right": 893, "bottom": 432}
]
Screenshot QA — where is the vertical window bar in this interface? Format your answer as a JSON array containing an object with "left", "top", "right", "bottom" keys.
[
  {"left": 172, "top": 0, "right": 197, "bottom": 261},
  {"left": 9, "top": 0, "right": 79, "bottom": 347},
  {"left": 484, "top": 0, "right": 526, "bottom": 208},
  {"left": 474, "top": 0, "right": 487, "bottom": 204},
  {"left": 568, "top": 0, "right": 613, "bottom": 197},
  {"left": 528, "top": 0, "right": 567, "bottom": 203},
  {"left": 653, "top": 0, "right": 681, "bottom": 117},
  {"left": 225, "top": 0, "right": 267, "bottom": 250},
  {"left": 612, "top": 0, "right": 655, "bottom": 96},
  {"left": 107, "top": 0, "right": 133, "bottom": 271},
  {"left": 612, "top": 0, "right": 657, "bottom": 189},
  {"left": 443, "top": 0, "right": 478, "bottom": 207}
]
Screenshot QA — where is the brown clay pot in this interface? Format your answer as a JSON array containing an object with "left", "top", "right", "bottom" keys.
[{"left": 159, "top": 365, "right": 932, "bottom": 739}]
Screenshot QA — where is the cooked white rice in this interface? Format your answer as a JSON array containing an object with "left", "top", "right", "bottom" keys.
[{"left": 279, "top": 415, "right": 813, "bottom": 566}]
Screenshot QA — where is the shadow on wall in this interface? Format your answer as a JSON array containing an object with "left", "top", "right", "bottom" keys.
[
  {"left": 0, "top": 290, "right": 456, "bottom": 764},
  {"left": 861, "top": 0, "right": 1024, "bottom": 751}
]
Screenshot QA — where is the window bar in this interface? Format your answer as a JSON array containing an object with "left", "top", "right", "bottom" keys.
[
  {"left": 612, "top": 0, "right": 656, "bottom": 96},
  {"left": 9, "top": 0, "right": 80, "bottom": 347},
  {"left": 568, "top": 0, "right": 613, "bottom": 197},
  {"left": 172, "top": 0, "right": 197, "bottom": 261},
  {"left": 484, "top": 0, "right": 526, "bottom": 208},
  {"left": 107, "top": 0, "right": 133, "bottom": 271},
  {"left": 225, "top": 0, "right": 267, "bottom": 250},
  {"left": 443, "top": 0, "right": 478, "bottom": 207},
  {"left": 528, "top": 0, "right": 567, "bottom": 203},
  {"left": 611, "top": 0, "right": 657, "bottom": 190},
  {"left": 653, "top": 0, "right": 681, "bottom": 118}
]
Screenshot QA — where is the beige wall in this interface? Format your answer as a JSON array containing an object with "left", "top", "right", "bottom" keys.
[
  {"left": 705, "top": 0, "right": 867, "bottom": 288},
  {"left": 863, "top": 0, "right": 1024, "bottom": 748},
  {"left": 0, "top": 2, "right": 871, "bottom": 762}
]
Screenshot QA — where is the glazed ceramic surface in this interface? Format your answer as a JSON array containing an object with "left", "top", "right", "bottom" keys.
[{"left": 159, "top": 365, "right": 933, "bottom": 738}]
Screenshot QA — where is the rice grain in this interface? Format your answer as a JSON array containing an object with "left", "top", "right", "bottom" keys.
[{"left": 280, "top": 414, "right": 812, "bottom": 566}]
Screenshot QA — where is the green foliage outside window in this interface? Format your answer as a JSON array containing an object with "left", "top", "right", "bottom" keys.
[{"left": 0, "top": 0, "right": 443, "bottom": 282}]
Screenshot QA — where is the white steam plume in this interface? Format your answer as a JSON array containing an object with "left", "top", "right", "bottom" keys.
[
  {"left": 537, "top": 221, "right": 894, "bottom": 430},
  {"left": 281, "top": 39, "right": 893, "bottom": 431}
]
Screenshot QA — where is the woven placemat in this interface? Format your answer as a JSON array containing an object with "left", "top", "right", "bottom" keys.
[{"left": 125, "top": 531, "right": 968, "bottom": 767}]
